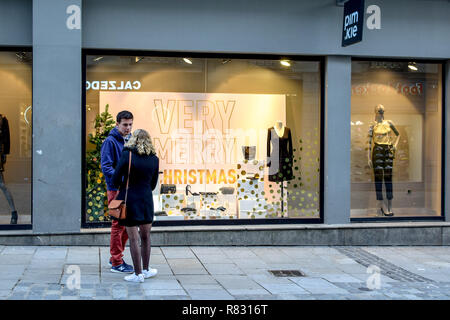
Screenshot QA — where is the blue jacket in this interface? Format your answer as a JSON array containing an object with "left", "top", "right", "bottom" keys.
[{"left": 101, "top": 127, "right": 129, "bottom": 191}]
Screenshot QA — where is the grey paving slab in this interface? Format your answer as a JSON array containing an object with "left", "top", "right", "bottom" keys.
[
  {"left": 203, "top": 263, "right": 244, "bottom": 275},
  {"left": 319, "top": 273, "right": 364, "bottom": 283},
  {"left": 289, "top": 277, "right": 349, "bottom": 294},
  {"left": 196, "top": 254, "right": 232, "bottom": 264},
  {"left": 247, "top": 273, "right": 295, "bottom": 285},
  {"left": 214, "top": 275, "right": 265, "bottom": 290},
  {"left": 0, "top": 280, "right": 18, "bottom": 290},
  {"left": 222, "top": 247, "right": 259, "bottom": 259},
  {"left": 167, "top": 258, "right": 207, "bottom": 275},
  {"left": 186, "top": 289, "right": 235, "bottom": 300},
  {"left": 143, "top": 289, "right": 187, "bottom": 296},
  {"left": 148, "top": 254, "right": 167, "bottom": 264},
  {"left": 0, "top": 255, "right": 33, "bottom": 265},
  {"left": 227, "top": 288, "right": 271, "bottom": 295},
  {"left": 34, "top": 247, "right": 68, "bottom": 260},
  {"left": 176, "top": 274, "right": 219, "bottom": 285},
  {"left": 230, "top": 258, "right": 269, "bottom": 269},
  {"left": 190, "top": 246, "right": 225, "bottom": 256},
  {"left": 1, "top": 247, "right": 37, "bottom": 255},
  {"left": 161, "top": 247, "right": 196, "bottom": 259},
  {"left": 256, "top": 283, "right": 309, "bottom": 295},
  {"left": 141, "top": 279, "right": 183, "bottom": 290}
]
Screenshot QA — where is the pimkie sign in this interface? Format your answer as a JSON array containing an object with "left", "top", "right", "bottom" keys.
[{"left": 342, "top": 0, "right": 365, "bottom": 47}]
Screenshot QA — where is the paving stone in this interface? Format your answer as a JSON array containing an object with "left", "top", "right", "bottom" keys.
[
  {"left": 227, "top": 288, "right": 271, "bottom": 296},
  {"left": 0, "top": 255, "right": 33, "bottom": 265},
  {"left": 176, "top": 275, "right": 218, "bottom": 285},
  {"left": 7, "top": 292, "right": 27, "bottom": 300},
  {"left": 290, "top": 277, "right": 349, "bottom": 294},
  {"left": 161, "top": 247, "right": 196, "bottom": 259},
  {"left": 143, "top": 289, "right": 187, "bottom": 296},
  {"left": 186, "top": 289, "right": 235, "bottom": 300},
  {"left": 1, "top": 247, "right": 37, "bottom": 255},
  {"left": 141, "top": 279, "right": 183, "bottom": 290},
  {"left": 44, "top": 295, "right": 61, "bottom": 300},
  {"left": 0, "top": 280, "right": 18, "bottom": 290},
  {"left": 204, "top": 263, "right": 244, "bottom": 275},
  {"left": 319, "top": 273, "right": 363, "bottom": 283},
  {"left": 257, "top": 283, "right": 309, "bottom": 295},
  {"left": 214, "top": 275, "right": 265, "bottom": 290}
]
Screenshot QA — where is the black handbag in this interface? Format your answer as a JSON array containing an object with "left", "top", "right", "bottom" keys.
[{"left": 161, "top": 184, "right": 176, "bottom": 194}]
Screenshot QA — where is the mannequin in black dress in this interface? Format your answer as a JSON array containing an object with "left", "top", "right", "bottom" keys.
[
  {"left": 267, "top": 121, "right": 294, "bottom": 182},
  {"left": 267, "top": 121, "right": 294, "bottom": 216},
  {"left": 0, "top": 114, "right": 18, "bottom": 224}
]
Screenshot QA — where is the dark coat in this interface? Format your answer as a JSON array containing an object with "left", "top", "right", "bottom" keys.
[
  {"left": 112, "top": 147, "right": 159, "bottom": 226},
  {"left": 101, "top": 127, "right": 129, "bottom": 191}
]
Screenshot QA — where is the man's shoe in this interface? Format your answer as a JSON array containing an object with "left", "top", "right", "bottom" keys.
[
  {"left": 111, "top": 262, "right": 134, "bottom": 274},
  {"left": 109, "top": 259, "right": 128, "bottom": 267},
  {"left": 124, "top": 273, "right": 144, "bottom": 283},
  {"left": 142, "top": 268, "right": 158, "bottom": 279}
]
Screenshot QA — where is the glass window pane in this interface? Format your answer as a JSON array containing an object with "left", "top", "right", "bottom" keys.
[
  {"left": 0, "top": 51, "right": 32, "bottom": 225},
  {"left": 351, "top": 61, "right": 442, "bottom": 218},
  {"left": 85, "top": 55, "right": 321, "bottom": 223}
]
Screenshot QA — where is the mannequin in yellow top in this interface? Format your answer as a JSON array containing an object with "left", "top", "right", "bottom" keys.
[{"left": 367, "top": 104, "right": 400, "bottom": 216}]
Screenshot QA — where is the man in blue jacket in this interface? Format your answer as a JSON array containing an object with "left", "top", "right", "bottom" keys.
[{"left": 101, "top": 110, "right": 134, "bottom": 274}]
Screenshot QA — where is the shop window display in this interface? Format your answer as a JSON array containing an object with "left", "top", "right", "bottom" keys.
[
  {"left": 351, "top": 61, "right": 442, "bottom": 218},
  {"left": 85, "top": 56, "right": 321, "bottom": 222},
  {"left": 0, "top": 51, "right": 32, "bottom": 225}
]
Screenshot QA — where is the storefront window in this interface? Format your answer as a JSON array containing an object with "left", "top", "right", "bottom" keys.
[
  {"left": 351, "top": 61, "right": 442, "bottom": 218},
  {"left": 0, "top": 51, "right": 32, "bottom": 225},
  {"left": 85, "top": 55, "right": 321, "bottom": 223}
]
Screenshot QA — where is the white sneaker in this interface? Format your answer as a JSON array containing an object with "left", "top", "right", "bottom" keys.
[
  {"left": 124, "top": 273, "right": 144, "bottom": 283},
  {"left": 142, "top": 268, "right": 158, "bottom": 279}
]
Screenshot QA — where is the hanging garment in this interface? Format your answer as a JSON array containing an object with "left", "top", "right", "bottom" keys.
[{"left": 267, "top": 126, "right": 294, "bottom": 182}]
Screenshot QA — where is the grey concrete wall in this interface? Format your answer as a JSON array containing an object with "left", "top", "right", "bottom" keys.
[
  {"left": 446, "top": 60, "right": 450, "bottom": 222},
  {"left": 0, "top": 0, "right": 32, "bottom": 46},
  {"left": 1, "top": 223, "right": 450, "bottom": 246},
  {"left": 324, "top": 56, "right": 351, "bottom": 224},
  {"left": 82, "top": 0, "right": 450, "bottom": 59},
  {"left": 32, "top": 0, "right": 82, "bottom": 233}
]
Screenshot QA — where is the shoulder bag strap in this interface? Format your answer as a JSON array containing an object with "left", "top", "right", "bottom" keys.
[{"left": 124, "top": 151, "right": 132, "bottom": 205}]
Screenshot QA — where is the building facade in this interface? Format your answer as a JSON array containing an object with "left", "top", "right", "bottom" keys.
[{"left": 0, "top": 0, "right": 449, "bottom": 237}]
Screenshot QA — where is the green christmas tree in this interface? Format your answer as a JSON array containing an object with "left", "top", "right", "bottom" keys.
[{"left": 86, "top": 105, "right": 116, "bottom": 222}]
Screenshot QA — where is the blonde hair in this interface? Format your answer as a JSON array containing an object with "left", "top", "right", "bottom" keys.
[{"left": 124, "top": 129, "right": 156, "bottom": 156}]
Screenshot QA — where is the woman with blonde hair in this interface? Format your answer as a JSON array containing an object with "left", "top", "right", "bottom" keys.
[{"left": 112, "top": 129, "right": 159, "bottom": 283}]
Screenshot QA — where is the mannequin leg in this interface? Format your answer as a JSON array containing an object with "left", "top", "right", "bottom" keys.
[
  {"left": 0, "top": 172, "right": 17, "bottom": 224},
  {"left": 385, "top": 148, "right": 394, "bottom": 216}
]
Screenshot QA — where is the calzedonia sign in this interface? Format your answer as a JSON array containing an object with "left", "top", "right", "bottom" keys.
[{"left": 342, "top": 0, "right": 365, "bottom": 47}]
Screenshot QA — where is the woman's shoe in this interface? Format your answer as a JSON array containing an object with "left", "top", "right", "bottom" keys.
[
  {"left": 381, "top": 208, "right": 394, "bottom": 217},
  {"left": 142, "top": 268, "right": 158, "bottom": 279},
  {"left": 124, "top": 273, "right": 144, "bottom": 283}
]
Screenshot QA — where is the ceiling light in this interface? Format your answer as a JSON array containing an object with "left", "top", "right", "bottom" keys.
[
  {"left": 93, "top": 56, "right": 103, "bottom": 62},
  {"left": 183, "top": 58, "right": 193, "bottom": 64},
  {"left": 408, "top": 62, "right": 418, "bottom": 71},
  {"left": 280, "top": 60, "right": 291, "bottom": 67}
]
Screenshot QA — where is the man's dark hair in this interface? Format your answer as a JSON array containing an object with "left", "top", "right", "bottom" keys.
[{"left": 116, "top": 110, "right": 133, "bottom": 123}]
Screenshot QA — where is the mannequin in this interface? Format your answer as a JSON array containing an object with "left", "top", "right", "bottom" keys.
[
  {"left": 0, "top": 114, "right": 17, "bottom": 224},
  {"left": 267, "top": 120, "right": 293, "bottom": 182},
  {"left": 267, "top": 121, "right": 294, "bottom": 216},
  {"left": 367, "top": 105, "right": 400, "bottom": 217}
]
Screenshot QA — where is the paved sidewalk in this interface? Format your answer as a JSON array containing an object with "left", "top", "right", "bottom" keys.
[{"left": 0, "top": 245, "right": 450, "bottom": 300}]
